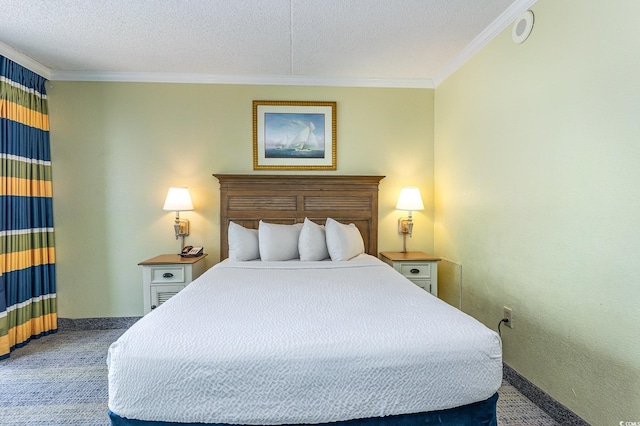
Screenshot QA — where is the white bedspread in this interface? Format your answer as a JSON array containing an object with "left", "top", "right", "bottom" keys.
[{"left": 108, "top": 255, "right": 502, "bottom": 424}]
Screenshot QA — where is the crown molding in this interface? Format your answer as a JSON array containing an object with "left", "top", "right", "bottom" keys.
[
  {"left": 432, "top": 0, "right": 539, "bottom": 87},
  {"left": 3, "top": 0, "right": 538, "bottom": 89},
  {"left": 49, "top": 70, "right": 434, "bottom": 89},
  {"left": 0, "top": 40, "right": 51, "bottom": 79}
]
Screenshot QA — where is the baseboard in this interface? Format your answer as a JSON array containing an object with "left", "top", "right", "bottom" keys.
[
  {"left": 503, "top": 363, "right": 589, "bottom": 425},
  {"left": 57, "top": 316, "right": 141, "bottom": 331}
]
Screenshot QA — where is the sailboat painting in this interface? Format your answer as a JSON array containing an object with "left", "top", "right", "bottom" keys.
[
  {"left": 253, "top": 101, "right": 336, "bottom": 170},
  {"left": 264, "top": 113, "right": 324, "bottom": 158}
]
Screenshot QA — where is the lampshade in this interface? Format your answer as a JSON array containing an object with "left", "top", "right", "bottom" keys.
[
  {"left": 396, "top": 187, "right": 424, "bottom": 211},
  {"left": 163, "top": 187, "right": 194, "bottom": 211}
]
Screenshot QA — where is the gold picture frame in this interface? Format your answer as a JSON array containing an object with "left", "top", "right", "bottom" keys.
[{"left": 253, "top": 100, "right": 337, "bottom": 170}]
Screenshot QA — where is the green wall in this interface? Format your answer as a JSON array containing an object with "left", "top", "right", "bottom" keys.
[
  {"left": 47, "top": 83, "right": 434, "bottom": 318},
  {"left": 46, "top": 0, "right": 640, "bottom": 422},
  {"left": 434, "top": 0, "right": 640, "bottom": 424}
]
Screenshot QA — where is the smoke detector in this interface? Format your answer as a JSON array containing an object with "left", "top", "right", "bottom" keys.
[{"left": 512, "top": 10, "right": 534, "bottom": 44}]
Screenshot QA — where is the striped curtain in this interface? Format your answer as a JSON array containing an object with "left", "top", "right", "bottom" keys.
[{"left": 0, "top": 55, "right": 57, "bottom": 360}]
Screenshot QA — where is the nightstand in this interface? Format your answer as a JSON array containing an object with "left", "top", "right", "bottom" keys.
[
  {"left": 139, "top": 254, "right": 208, "bottom": 314},
  {"left": 379, "top": 251, "right": 441, "bottom": 297}
]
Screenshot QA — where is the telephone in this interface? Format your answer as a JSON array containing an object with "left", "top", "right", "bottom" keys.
[{"left": 180, "top": 246, "right": 204, "bottom": 257}]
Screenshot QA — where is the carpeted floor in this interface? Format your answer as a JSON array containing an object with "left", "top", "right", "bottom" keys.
[{"left": 0, "top": 329, "right": 559, "bottom": 426}]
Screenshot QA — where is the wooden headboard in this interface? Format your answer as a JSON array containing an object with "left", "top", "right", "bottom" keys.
[{"left": 213, "top": 174, "right": 385, "bottom": 260}]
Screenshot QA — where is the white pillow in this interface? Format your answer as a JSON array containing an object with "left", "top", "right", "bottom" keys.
[
  {"left": 258, "top": 221, "right": 303, "bottom": 261},
  {"left": 228, "top": 221, "right": 260, "bottom": 261},
  {"left": 325, "top": 217, "right": 365, "bottom": 261},
  {"left": 298, "top": 218, "right": 329, "bottom": 261}
]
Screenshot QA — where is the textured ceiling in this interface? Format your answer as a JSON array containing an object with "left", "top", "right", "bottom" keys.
[{"left": 0, "top": 0, "right": 534, "bottom": 87}]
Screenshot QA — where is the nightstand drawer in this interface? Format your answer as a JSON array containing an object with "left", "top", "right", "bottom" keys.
[
  {"left": 399, "top": 263, "right": 431, "bottom": 279},
  {"left": 379, "top": 252, "right": 440, "bottom": 298},
  {"left": 150, "top": 266, "right": 185, "bottom": 284},
  {"left": 409, "top": 278, "right": 432, "bottom": 293},
  {"left": 150, "top": 284, "right": 185, "bottom": 310},
  {"left": 140, "top": 254, "right": 209, "bottom": 315}
]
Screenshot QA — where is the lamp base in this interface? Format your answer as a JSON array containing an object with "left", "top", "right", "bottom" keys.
[
  {"left": 174, "top": 218, "right": 189, "bottom": 240},
  {"left": 398, "top": 217, "right": 413, "bottom": 252},
  {"left": 398, "top": 218, "right": 410, "bottom": 234}
]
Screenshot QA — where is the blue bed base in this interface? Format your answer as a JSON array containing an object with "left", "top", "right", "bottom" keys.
[{"left": 109, "top": 392, "right": 498, "bottom": 426}]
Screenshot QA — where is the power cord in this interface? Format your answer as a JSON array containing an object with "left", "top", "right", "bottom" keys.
[{"left": 498, "top": 318, "right": 510, "bottom": 337}]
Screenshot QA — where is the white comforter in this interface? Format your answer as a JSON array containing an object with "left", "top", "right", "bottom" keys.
[{"left": 108, "top": 254, "right": 502, "bottom": 424}]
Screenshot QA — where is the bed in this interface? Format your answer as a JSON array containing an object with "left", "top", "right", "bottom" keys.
[{"left": 107, "top": 175, "right": 502, "bottom": 426}]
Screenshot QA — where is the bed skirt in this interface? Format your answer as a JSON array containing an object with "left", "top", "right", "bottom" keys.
[{"left": 108, "top": 392, "right": 498, "bottom": 426}]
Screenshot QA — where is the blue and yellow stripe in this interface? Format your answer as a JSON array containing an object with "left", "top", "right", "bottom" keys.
[{"left": 0, "top": 55, "right": 56, "bottom": 359}]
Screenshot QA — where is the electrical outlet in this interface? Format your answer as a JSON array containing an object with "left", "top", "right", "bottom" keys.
[{"left": 503, "top": 307, "right": 513, "bottom": 329}]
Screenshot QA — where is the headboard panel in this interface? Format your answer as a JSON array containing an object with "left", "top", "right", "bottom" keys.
[{"left": 213, "top": 174, "right": 385, "bottom": 260}]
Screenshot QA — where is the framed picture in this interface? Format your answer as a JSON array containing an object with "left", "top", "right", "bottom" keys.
[{"left": 253, "top": 100, "right": 337, "bottom": 170}]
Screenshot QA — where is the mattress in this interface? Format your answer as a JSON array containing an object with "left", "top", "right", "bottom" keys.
[{"left": 107, "top": 254, "right": 502, "bottom": 425}]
